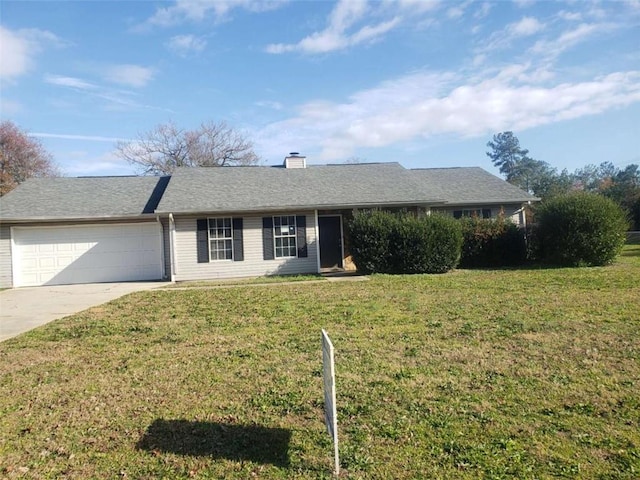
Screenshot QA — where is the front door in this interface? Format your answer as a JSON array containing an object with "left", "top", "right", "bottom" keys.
[{"left": 319, "top": 216, "right": 343, "bottom": 269}]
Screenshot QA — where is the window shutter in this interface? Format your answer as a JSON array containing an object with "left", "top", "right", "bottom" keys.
[
  {"left": 262, "top": 217, "right": 274, "bottom": 260},
  {"left": 232, "top": 218, "right": 244, "bottom": 261},
  {"left": 196, "top": 219, "right": 209, "bottom": 263},
  {"left": 296, "top": 215, "right": 307, "bottom": 258},
  {"left": 482, "top": 208, "right": 491, "bottom": 219},
  {"left": 453, "top": 210, "right": 462, "bottom": 219}
]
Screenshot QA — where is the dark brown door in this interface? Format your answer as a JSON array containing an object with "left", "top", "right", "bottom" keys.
[{"left": 319, "top": 216, "right": 343, "bottom": 269}]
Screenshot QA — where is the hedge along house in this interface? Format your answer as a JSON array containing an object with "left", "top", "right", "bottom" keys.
[{"left": 0, "top": 154, "right": 538, "bottom": 287}]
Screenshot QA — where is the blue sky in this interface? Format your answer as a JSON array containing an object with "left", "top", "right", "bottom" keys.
[{"left": 1, "top": 0, "right": 639, "bottom": 177}]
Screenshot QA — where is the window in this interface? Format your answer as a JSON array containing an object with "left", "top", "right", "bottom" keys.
[
  {"left": 453, "top": 209, "right": 491, "bottom": 219},
  {"left": 208, "top": 217, "right": 233, "bottom": 260},
  {"left": 273, "top": 215, "right": 297, "bottom": 258}
]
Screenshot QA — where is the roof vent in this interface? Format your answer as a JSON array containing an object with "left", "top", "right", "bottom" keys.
[{"left": 284, "top": 152, "right": 306, "bottom": 169}]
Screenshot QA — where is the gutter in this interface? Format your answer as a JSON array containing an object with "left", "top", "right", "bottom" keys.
[
  {"left": 0, "top": 213, "right": 159, "bottom": 225},
  {"left": 154, "top": 199, "right": 447, "bottom": 217}
]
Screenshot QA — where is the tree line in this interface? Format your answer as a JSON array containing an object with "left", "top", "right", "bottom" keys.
[{"left": 487, "top": 131, "right": 640, "bottom": 229}]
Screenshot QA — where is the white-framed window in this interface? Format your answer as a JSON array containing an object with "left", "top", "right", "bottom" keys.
[
  {"left": 208, "top": 217, "right": 233, "bottom": 260},
  {"left": 273, "top": 215, "right": 297, "bottom": 258},
  {"left": 453, "top": 209, "right": 491, "bottom": 219},
  {"left": 462, "top": 209, "right": 482, "bottom": 218}
]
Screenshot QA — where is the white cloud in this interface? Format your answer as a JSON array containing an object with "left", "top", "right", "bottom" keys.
[
  {"left": 137, "top": 0, "right": 287, "bottom": 30},
  {"left": 513, "top": 0, "right": 535, "bottom": 8},
  {"left": 481, "top": 15, "right": 545, "bottom": 52},
  {"left": 104, "top": 64, "right": 155, "bottom": 87},
  {"left": 266, "top": 0, "right": 403, "bottom": 54},
  {"left": 255, "top": 67, "right": 640, "bottom": 161},
  {"left": 166, "top": 34, "right": 207, "bottom": 56},
  {"left": 557, "top": 10, "right": 582, "bottom": 22},
  {"left": 510, "top": 16, "right": 544, "bottom": 36},
  {"left": 30, "top": 133, "right": 130, "bottom": 142},
  {"left": 474, "top": 2, "right": 493, "bottom": 19},
  {"left": 255, "top": 100, "right": 284, "bottom": 110},
  {"left": 0, "top": 26, "right": 63, "bottom": 80},
  {"left": 530, "top": 22, "right": 610, "bottom": 58},
  {"left": 44, "top": 74, "right": 97, "bottom": 90}
]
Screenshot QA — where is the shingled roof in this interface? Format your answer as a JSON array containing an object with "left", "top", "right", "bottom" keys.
[
  {"left": 411, "top": 167, "right": 538, "bottom": 205},
  {"left": 0, "top": 176, "right": 170, "bottom": 221},
  {"left": 156, "top": 162, "right": 444, "bottom": 214},
  {"left": 0, "top": 164, "right": 537, "bottom": 222}
]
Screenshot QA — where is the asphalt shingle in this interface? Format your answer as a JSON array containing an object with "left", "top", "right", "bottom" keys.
[
  {"left": 156, "top": 163, "right": 444, "bottom": 213},
  {"left": 0, "top": 176, "right": 169, "bottom": 220},
  {"left": 411, "top": 167, "right": 538, "bottom": 204}
]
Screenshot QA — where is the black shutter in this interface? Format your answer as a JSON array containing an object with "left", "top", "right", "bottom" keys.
[
  {"left": 233, "top": 218, "right": 244, "bottom": 261},
  {"left": 296, "top": 215, "right": 307, "bottom": 258},
  {"left": 196, "top": 219, "right": 209, "bottom": 263},
  {"left": 453, "top": 210, "right": 462, "bottom": 219},
  {"left": 482, "top": 208, "right": 491, "bottom": 219},
  {"left": 262, "top": 217, "right": 274, "bottom": 260}
]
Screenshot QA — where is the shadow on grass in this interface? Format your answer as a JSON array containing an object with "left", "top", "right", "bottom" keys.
[
  {"left": 136, "top": 419, "right": 291, "bottom": 467},
  {"left": 620, "top": 244, "right": 640, "bottom": 257}
]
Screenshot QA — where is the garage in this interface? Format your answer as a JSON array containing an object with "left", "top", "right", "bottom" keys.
[{"left": 12, "top": 223, "right": 163, "bottom": 287}]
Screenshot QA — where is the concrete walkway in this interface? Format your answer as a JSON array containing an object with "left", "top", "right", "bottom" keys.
[{"left": 0, "top": 282, "right": 168, "bottom": 342}]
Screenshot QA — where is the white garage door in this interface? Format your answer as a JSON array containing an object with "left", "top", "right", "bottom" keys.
[{"left": 12, "top": 223, "right": 163, "bottom": 287}]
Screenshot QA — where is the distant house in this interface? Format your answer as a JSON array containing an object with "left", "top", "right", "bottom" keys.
[{"left": 0, "top": 154, "right": 537, "bottom": 287}]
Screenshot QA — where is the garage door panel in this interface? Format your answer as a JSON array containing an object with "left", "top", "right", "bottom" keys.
[{"left": 13, "top": 223, "right": 163, "bottom": 287}]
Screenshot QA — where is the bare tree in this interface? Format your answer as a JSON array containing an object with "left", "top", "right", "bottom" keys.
[
  {"left": 115, "top": 121, "right": 259, "bottom": 175},
  {"left": 0, "top": 121, "right": 59, "bottom": 196}
]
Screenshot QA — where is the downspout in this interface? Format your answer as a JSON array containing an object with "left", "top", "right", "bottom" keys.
[
  {"left": 315, "top": 209, "right": 321, "bottom": 274},
  {"left": 169, "top": 213, "right": 177, "bottom": 282},
  {"left": 156, "top": 215, "right": 165, "bottom": 280}
]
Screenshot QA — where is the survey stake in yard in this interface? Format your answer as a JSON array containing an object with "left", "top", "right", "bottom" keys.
[{"left": 322, "top": 329, "right": 339, "bottom": 476}]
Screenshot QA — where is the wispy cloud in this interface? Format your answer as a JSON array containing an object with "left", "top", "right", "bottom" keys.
[
  {"left": 480, "top": 16, "right": 545, "bottom": 52},
  {"left": 44, "top": 74, "right": 97, "bottom": 90},
  {"left": 29, "top": 133, "right": 130, "bottom": 142},
  {"left": 43, "top": 69, "right": 168, "bottom": 113},
  {"left": 530, "top": 22, "right": 612, "bottom": 59},
  {"left": 0, "top": 26, "right": 65, "bottom": 80},
  {"left": 255, "top": 67, "right": 640, "bottom": 161},
  {"left": 266, "top": 0, "right": 405, "bottom": 54},
  {"left": 166, "top": 34, "right": 207, "bottom": 56},
  {"left": 255, "top": 100, "right": 284, "bottom": 110},
  {"left": 136, "top": 0, "right": 287, "bottom": 30},
  {"left": 104, "top": 64, "right": 155, "bottom": 88}
]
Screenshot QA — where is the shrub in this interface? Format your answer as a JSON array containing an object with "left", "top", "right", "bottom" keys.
[
  {"left": 459, "top": 214, "right": 527, "bottom": 268},
  {"left": 536, "top": 192, "right": 629, "bottom": 266},
  {"left": 349, "top": 210, "right": 395, "bottom": 274},
  {"left": 349, "top": 211, "right": 462, "bottom": 274}
]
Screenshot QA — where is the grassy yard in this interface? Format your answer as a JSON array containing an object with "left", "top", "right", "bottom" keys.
[{"left": 1, "top": 246, "right": 639, "bottom": 479}]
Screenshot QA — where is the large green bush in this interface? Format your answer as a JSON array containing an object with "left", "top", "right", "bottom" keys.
[
  {"left": 536, "top": 192, "right": 628, "bottom": 266},
  {"left": 349, "top": 210, "right": 395, "bottom": 274},
  {"left": 349, "top": 211, "right": 462, "bottom": 274},
  {"left": 459, "top": 215, "right": 527, "bottom": 268}
]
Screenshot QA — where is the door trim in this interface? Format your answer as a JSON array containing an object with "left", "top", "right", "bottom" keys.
[{"left": 318, "top": 214, "right": 345, "bottom": 270}]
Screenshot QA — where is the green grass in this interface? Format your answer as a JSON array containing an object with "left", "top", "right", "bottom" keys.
[
  {"left": 1, "top": 246, "right": 639, "bottom": 479},
  {"left": 164, "top": 274, "right": 325, "bottom": 288}
]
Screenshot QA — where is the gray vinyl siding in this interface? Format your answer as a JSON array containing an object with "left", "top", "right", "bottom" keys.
[
  {"left": 432, "top": 204, "right": 525, "bottom": 225},
  {"left": 0, "top": 224, "right": 13, "bottom": 288},
  {"left": 173, "top": 213, "right": 318, "bottom": 281}
]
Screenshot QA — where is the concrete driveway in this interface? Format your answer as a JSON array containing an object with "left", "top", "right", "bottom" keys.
[{"left": 0, "top": 282, "right": 168, "bottom": 342}]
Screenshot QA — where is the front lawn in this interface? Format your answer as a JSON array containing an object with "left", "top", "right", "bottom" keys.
[{"left": 1, "top": 246, "right": 639, "bottom": 479}]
